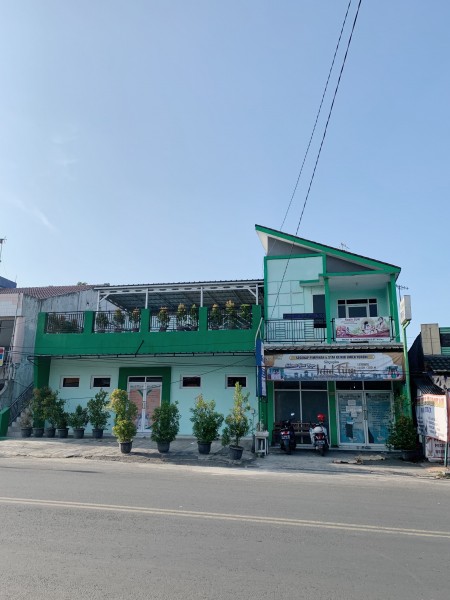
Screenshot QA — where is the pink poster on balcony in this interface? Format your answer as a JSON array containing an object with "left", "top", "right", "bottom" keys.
[{"left": 335, "top": 317, "right": 391, "bottom": 342}]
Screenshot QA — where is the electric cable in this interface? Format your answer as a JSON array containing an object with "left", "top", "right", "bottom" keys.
[
  {"left": 280, "top": 0, "right": 352, "bottom": 231},
  {"left": 270, "top": 0, "right": 363, "bottom": 319}
]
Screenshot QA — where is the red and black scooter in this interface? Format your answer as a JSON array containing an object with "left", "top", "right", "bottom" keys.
[{"left": 280, "top": 413, "right": 297, "bottom": 455}]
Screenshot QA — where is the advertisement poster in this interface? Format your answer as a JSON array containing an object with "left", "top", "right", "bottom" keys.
[
  {"left": 265, "top": 352, "right": 404, "bottom": 381},
  {"left": 416, "top": 393, "right": 449, "bottom": 443},
  {"left": 256, "top": 339, "right": 266, "bottom": 397},
  {"left": 424, "top": 437, "right": 447, "bottom": 462},
  {"left": 335, "top": 317, "right": 391, "bottom": 342}
]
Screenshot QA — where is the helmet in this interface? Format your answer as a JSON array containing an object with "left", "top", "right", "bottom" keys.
[{"left": 317, "top": 413, "right": 325, "bottom": 422}]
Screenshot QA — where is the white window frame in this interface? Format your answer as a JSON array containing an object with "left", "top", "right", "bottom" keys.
[
  {"left": 60, "top": 376, "right": 80, "bottom": 388},
  {"left": 181, "top": 375, "right": 202, "bottom": 388},
  {"left": 226, "top": 375, "right": 248, "bottom": 389},
  {"left": 90, "top": 376, "right": 112, "bottom": 389},
  {"left": 337, "top": 298, "right": 378, "bottom": 318}
]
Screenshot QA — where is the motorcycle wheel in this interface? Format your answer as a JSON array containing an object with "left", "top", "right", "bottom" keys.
[{"left": 319, "top": 446, "right": 325, "bottom": 456}]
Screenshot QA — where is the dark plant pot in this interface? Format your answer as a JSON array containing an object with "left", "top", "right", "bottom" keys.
[
  {"left": 197, "top": 441, "right": 212, "bottom": 455},
  {"left": 32, "top": 427, "right": 45, "bottom": 438},
  {"left": 229, "top": 445, "right": 244, "bottom": 460},
  {"left": 56, "top": 427, "right": 69, "bottom": 439},
  {"left": 92, "top": 428, "right": 104, "bottom": 439},
  {"left": 157, "top": 441, "right": 170, "bottom": 453},
  {"left": 120, "top": 441, "right": 133, "bottom": 454},
  {"left": 73, "top": 428, "right": 85, "bottom": 439},
  {"left": 21, "top": 427, "right": 32, "bottom": 438},
  {"left": 159, "top": 326, "right": 168, "bottom": 332},
  {"left": 401, "top": 449, "right": 419, "bottom": 462},
  {"left": 45, "top": 427, "right": 56, "bottom": 438}
]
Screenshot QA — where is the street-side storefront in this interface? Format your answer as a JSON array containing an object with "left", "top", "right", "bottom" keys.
[{"left": 265, "top": 350, "right": 405, "bottom": 450}]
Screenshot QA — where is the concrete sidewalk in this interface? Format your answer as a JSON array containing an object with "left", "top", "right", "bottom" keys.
[{"left": 0, "top": 435, "right": 448, "bottom": 478}]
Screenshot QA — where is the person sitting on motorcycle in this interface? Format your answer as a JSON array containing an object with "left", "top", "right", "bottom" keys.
[{"left": 310, "top": 413, "right": 329, "bottom": 446}]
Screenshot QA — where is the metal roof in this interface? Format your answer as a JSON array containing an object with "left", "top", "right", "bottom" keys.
[
  {"left": 264, "top": 344, "right": 404, "bottom": 353},
  {"left": 414, "top": 376, "right": 446, "bottom": 395},
  {"left": 95, "top": 279, "right": 264, "bottom": 312}
]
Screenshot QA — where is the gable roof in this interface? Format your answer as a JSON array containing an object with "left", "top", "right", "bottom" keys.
[
  {"left": 0, "top": 285, "right": 95, "bottom": 300},
  {"left": 255, "top": 224, "right": 401, "bottom": 274}
]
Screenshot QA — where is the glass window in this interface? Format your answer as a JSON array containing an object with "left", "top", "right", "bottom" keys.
[
  {"left": 274, "top": 391, "right": 300, "bottom": 422},
  {"left": 363, "top": 381, "right": 392, "bottom": 390},
  {"left": 301, "top": 381, "right": 327, "bottom": 390},
  {"left": 182, "top": 376, "right": 201, "bottom": 388},
  {"left": 337, "top": 298, "right": 378, "bottom": 318},
  {"left": 336, "top": 381, "right": 363, "bottom": 390},
  {"left": 301, "top": 391, "right": 329, "bottom": 424},
  {"left": 91, "top": 377, "right": 111, "bottom": 388},
  {"left": 61, "top": 377, "right": 79, "bottom": 388},
  {"left": 226, "top": 376, "right": 247, "bottom": 388}
]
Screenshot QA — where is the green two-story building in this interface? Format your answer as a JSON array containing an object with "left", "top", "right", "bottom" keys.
[{"left": 32, "top": 225, "right": 406, "bottom": 449}]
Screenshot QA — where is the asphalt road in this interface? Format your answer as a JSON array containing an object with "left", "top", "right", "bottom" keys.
[{"left": 1, "top": 457, "right": 449, "bottom": 600}]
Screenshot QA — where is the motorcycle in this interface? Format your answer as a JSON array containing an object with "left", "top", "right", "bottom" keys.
[
  {"left": 280, "top": 413, "right": 296, "bottom": 455},
  {"left": 310, "top": 422, "right": 329, "bottom": 456}
]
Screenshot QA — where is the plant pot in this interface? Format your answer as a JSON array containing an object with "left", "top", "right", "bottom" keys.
[
  {"left": 401, "top": 449, "right": 419, "bottom": 462},
  {"left": 56, "top": 427, "right": 69, "bottom": 439},
  {"left": 73, "top": 428, "right": 85, "bottom": 439},
  {"left": 21, "top": 427, "right": 32, "bottom": 438},
  {"left": 157, "top": 441, "right": 170, "bottom": 453},
  {"left": 229, "top": 445, "right": 244, "bottom": 460},
  {"left": 197, "top": 441, "right": 212, "bottom": 455},
  {"left": 120, "top": 441, "right": 133, "bottom": 454},
  {"left": 45, "top": 427, "right": 56, "bottom": 438},
  {"left": 159, "top": 326, "right": 168, "bottom": 332},
  {"left": 92, "top": 428, "right": 104, "bottom": 439},
  {"left": 32, "top": 427, "right": 44, "bottom": 438}
]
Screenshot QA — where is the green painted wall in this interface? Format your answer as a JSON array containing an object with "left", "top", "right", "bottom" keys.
[
  {"left": 0, "top": 407, "right": 10, "bottom": 437},
  {"left": 34, "top": 306, "right": 262, "bottom": 357}
]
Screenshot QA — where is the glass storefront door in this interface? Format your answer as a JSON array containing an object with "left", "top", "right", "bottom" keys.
[
  {"left": 337, "top": 391, "right": 392, "bottom": 447},
  {"left": 128, "top": 377, "right": 162, "bottom": 434}
]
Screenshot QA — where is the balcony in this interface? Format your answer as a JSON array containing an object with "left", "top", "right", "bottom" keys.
[
  {"left": 264, "top": 315, "right": 396, "bottom": 346},
  {"left": 265, "top": 317, "right": 326, "bottom": 344},
  {"left": 37, "top": 305, "right": 262, "bottom": 357}
]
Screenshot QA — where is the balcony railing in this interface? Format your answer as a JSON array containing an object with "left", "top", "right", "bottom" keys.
[
  {"left": 150, "top": 312, "right": 199, "bottom": 332},
  {"left": 94, "top": 310, "right": 141, "bottom": 333},
  {"left": 265, "top": 318, "right": 326, "bottom": 344},
  {"left": 45, "top": 312, "right": 85, "bottom": 333},
  {"left": 207, "top": 307, "right": 252, "bottom": 331}
]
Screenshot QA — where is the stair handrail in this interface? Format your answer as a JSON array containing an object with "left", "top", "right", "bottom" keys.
[{"left": 8, "top": 383, "right": 34, "bottom": 426}]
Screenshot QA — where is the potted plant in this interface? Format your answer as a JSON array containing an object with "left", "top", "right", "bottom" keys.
[
  {"left": 96, "top": 312, "right": 109, "bottom": 333},
  {"left": 221, "top": 382, "right": 251, "bottom": 460},
  {"left": 129, "top": 308, "right": 141, "bottom": 332},
  {"left": 225, "top": 299, "right": 237, "bottom": 329},
  {"left": 189, "top": 304, "right": 198, "bottom": 331},
  {"left": 209, "top": 304, "right": 222, "bottom": 330},
  {"left": 157, "top": 307, "right": 170, "bottom": 331},
  {"left": 239, "top": 304, "right": 252, "bottom": 329},
  {"left": 55, "top": 406, "right": 69, "bottom": 438},
  {"left": 43, "top": 390, "right": 63, "bottom": 438},
  {"left": 386, "top": 414, "right": 419, "bottom": 461},
  {"left": 113, "top": 308, "right": 125, "bottom": 331},
  {"left": 190, "top": 395, "right": 224, "bottom": 454},
  {"left": 86, "top": 389, "right": 110, "bottom": 438},
  {"left": 151, "top": 401, "right": 180, "bottom": 453},
  {"left": 30, "top": 387, "right": 50, "bottom": 437},
  {"left": 107, "top": 388, "right": 138, "bottom": 453},
  {"left": 176, "top": 303, "right": 187, "bottom": 330},
  {"left": 18, "top": 407, "right": 33, "bottom": 438},
  {"left": 67, "top": 405, "right": 89, "bottom": 439}
]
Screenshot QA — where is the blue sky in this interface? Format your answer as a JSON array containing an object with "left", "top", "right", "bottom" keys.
[{"left": 1, "top": 0, "right": 449, "bottom": 346}]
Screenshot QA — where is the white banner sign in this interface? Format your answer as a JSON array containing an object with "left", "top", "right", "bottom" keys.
[
  {"left": 335, "top": 317, "right": 391, "bottom": 342},
  {"left": 265, "top": 352, "right": 404, "bottom": 381},
  {"left": 416, "top": 393, "right": 450, "bottom": 443}
]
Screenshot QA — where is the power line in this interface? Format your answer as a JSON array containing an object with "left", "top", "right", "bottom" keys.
[
  {"left": 271, "top": 0, "right": 363, "bottom": 319},
  {"left": 280, "top": 0, "right": 352, "bottom": 231}
]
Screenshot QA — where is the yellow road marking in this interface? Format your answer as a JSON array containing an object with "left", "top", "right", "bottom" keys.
[{"left": 0, "top": 496, "right": 449, "bottom": 539}]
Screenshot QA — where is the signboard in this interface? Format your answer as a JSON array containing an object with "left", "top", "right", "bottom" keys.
[
  {"left": 256, "top": 339, "right": 266, "bottom": 397},
  {"left": 400, "top": 295, "right": 412, "bottom": 326},
  {"left": 0, "top": 347, "right": 4, "bottom": 367},
  {"left": 416, "top": 393, "right": 449, "bottom": 443},
  {"left": 265, "top": 352, "right": 404, "bottom": 382},
  {"left": 335, "top": 317, "right": 391, "bottom": 342},
  {"left": 424, "top": 437, "right": 447, "bottom": 462}
]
